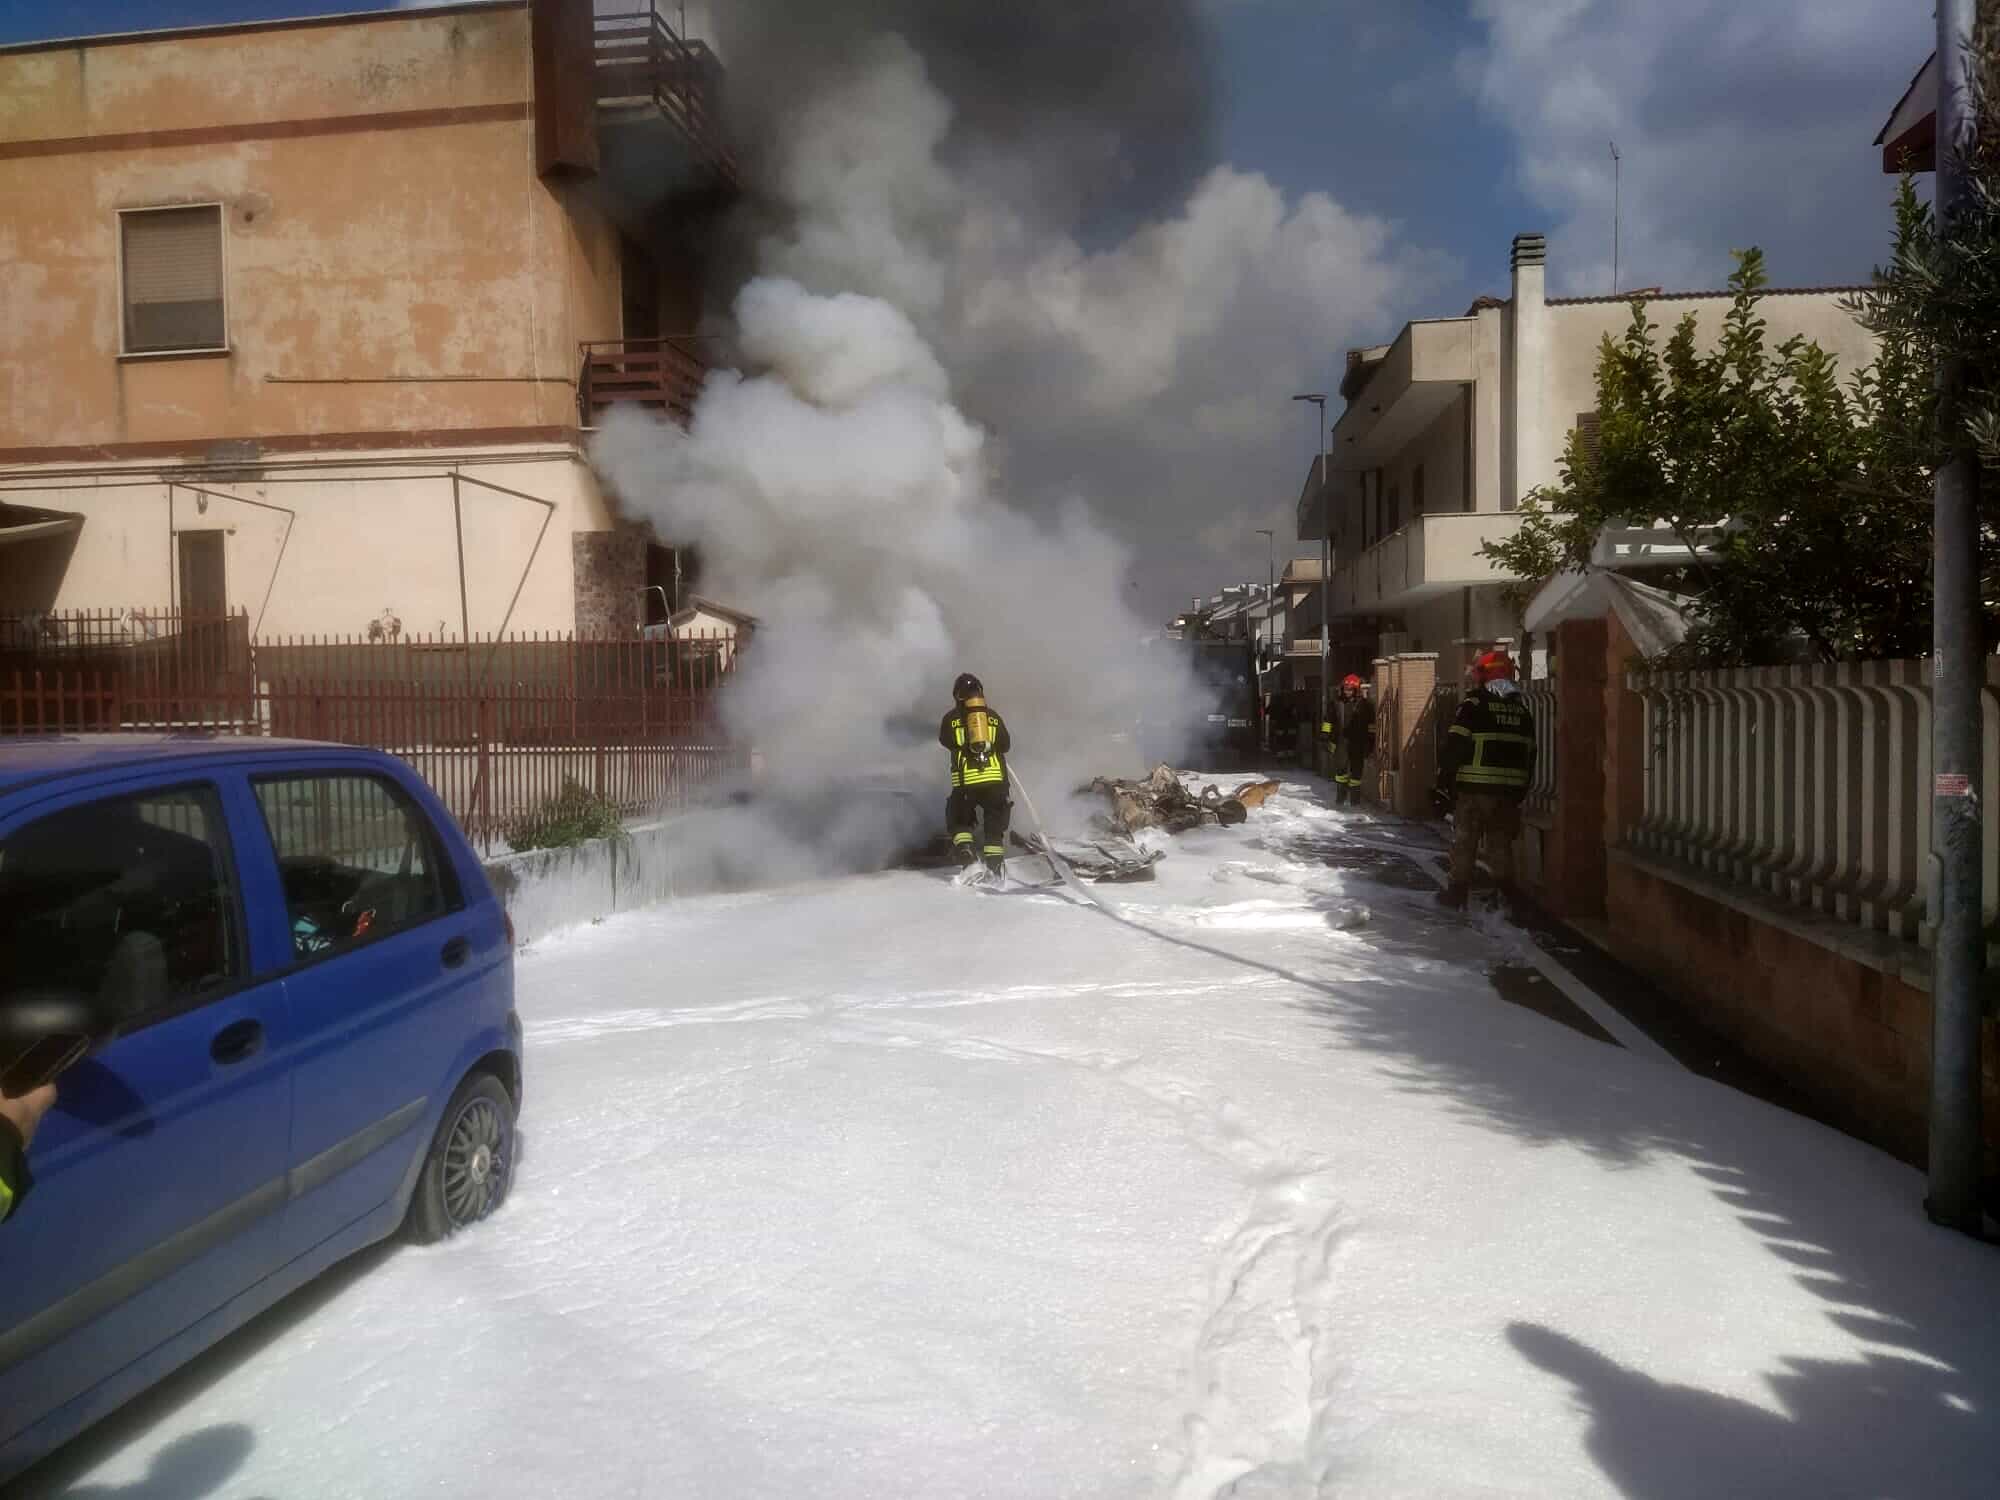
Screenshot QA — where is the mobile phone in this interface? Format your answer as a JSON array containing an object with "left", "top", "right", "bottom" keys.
[
  {"left": 0, "top": 995, "right": 103, "bottom": 1097},
  {"left": 0, "top": 1033, "right": 90, "bottom": 1097}
]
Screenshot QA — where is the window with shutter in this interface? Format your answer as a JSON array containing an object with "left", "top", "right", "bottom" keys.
[
  {"left": 1574, "top": 411, "right": 1602, "bottom": 472},
  {"left": 121, "top": 206, "right": 226, "bottom": 354}
]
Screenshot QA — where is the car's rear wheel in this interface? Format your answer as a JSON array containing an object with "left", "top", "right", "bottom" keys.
[{"left": 405, "top": 1073, "right": 515, "bottom": 1244}]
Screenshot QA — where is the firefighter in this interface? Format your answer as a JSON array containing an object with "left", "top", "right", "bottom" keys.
[
  {"left": 0, "top": 1079, "right": 55, "bottom": 1225},
  {"left": 1434, "top": 649, "right": 1537, "bottom": 912},
  {"left": 939, "top": 672, "right": 1013, "bottom": 878},
  {"left": 1320, "top": 674, "right": 1375, "bottom": 806}
]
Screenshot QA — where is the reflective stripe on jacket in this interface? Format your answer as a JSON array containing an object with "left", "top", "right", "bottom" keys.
[
  {"left": 939, "top": 706, "right": 1011, "bottom": 787},
  {"left": 0, "top": 1118, "right": 25, "bottom": 1224},
  {"left": 1440, "top": 684, "right": 1536, "bottom": 792}
]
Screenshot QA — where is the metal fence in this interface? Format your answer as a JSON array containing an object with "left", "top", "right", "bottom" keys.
[
  {"left": 1626, "top": 660, "right": 1950, "bottom": 943},
  {"left": 0, "top": 610, "right": 746, "bottom": 852},
  {"left": 1520, "top": 676, "right": 1559, "bottom": 822}
]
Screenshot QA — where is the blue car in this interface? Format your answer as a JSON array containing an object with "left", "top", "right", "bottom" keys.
[{"left": 0, "top": 736, "right": 521, "bottom": 1481}]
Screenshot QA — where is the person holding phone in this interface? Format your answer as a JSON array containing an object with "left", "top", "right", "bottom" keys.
[{"left": 0, "top": 1080, "right": 56, "bottom": 1223}]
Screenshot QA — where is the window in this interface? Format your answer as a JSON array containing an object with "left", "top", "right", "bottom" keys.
[
  {"left": 254, "top": 774, "right": 458, "bottom": 960},
  {"left": 0, "top": 785, "right": 244, "bottom": 1023},
  {"left": 121, "top": 205, "right": 226, "bottom": 354},
  {"left": 1413, "top": 463, "right": 1426, "bottom": 517},
  {"left": 1386, "top": 484, "right": 1402, "bottom": 536}
]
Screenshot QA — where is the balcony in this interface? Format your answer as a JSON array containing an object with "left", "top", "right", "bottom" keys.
[
  {"left": 594, "top": 2, "right": 736, "bottom": 184},
  {"left": 578, "top": 338, "right": 708, "bottom": 427},
  {"left": 1326, "top": 319, "right": 1476, "bottom": 469},
  {"left": 1331, "top": 511, "right": 1528, "bottom": 617}
]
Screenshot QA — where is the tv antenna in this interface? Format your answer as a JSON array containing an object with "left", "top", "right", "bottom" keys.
[{"left": 1610, "top": 141, "right": 1621, "bottom": 294}]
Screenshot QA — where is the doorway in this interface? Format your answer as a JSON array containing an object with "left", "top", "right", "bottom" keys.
[
  {"left": 175, "top": 530, "right": 229, "bottom": 683},
  {"left": 620, "top": 236, "right": 660, "bottom": 341}
]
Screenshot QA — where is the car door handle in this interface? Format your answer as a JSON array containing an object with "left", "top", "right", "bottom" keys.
[
  {"left": 440, "top": 936, "right": 470, "bottom": 970},
  {"left": 210, "top": 1019, "right": 265, "bottom": 1066}
]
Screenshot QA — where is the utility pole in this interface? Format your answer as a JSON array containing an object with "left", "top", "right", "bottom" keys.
[
  {"left": 1293, "top": 392, "right": 1330, "bottom": 749},
  {"left": 1929, "top": 0, "right": 1985, "bottom": 1236},
  {"left": 1610, "top": 141, "right": 1621, "bottom": 294}
]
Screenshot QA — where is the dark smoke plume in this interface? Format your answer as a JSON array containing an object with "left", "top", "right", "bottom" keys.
[{"left": 714, "top": 0, "right": 1218, "bottom": 242}]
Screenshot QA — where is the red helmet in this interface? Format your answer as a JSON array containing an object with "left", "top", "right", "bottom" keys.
[
  {"left": 1341, "top": 673, "right": 1363, "bottom": 692},
  {"left": 1473, "top": 650, "right": 1518, "bottom": 684}
]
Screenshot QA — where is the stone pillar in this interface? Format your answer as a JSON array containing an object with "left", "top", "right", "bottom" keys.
[
  {"left": 571, "top": 529, "right": 647, "bottom": 637},
  {"left": 1603, "top": 613, "right": 1648, "bottom": 847},
  {"left": 1543, "top": 617, "right": 1609, "bottom": 917},
  {"left": 1390, "top": 651, "right": 1439, "bottom": 815}
]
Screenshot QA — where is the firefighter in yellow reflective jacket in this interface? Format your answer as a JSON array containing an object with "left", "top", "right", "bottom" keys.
[
  {"left": 938, "top": 672, "right": 1013, "bottom": 878},
  {"left": 1434, "top": 649, "right": 1537, "bottom": 913},
  {"left": 1320, "top": 674, "right": 1375, "bottom": 806}
]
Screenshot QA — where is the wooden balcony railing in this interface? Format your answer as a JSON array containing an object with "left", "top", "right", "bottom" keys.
[{"left": 577, "top": 338, "right": 708, "bottom": 427}]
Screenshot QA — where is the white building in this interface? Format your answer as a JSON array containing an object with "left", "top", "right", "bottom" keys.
[{"left": 1295, "top": 233, "right": 1878, "bottom": 682}]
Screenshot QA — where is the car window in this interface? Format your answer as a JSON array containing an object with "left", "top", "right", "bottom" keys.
[
  {"left": 253, "top": 773, "right": 459, "bottom": 961},
  {"left": 0, "top": 783, "right": 244, "bottom": 1024}
]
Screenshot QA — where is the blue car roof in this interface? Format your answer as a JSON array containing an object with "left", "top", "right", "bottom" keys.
[{"left": 0, "top": 734, "right": 375, "bottom": 796}]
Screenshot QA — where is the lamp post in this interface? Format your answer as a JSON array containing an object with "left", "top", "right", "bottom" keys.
[
  {"left": 1928, "top": 0, "right": 1983, "bottom": 1235},
  {"left": 1293, "top": 392, "right": 1330, "bottom": 747},
  {"left": 1255, "top": 527, "right": 1275, "bottom": 753},
  {"left": 1254, "top": 527, "right": 1275, "bottom": 657}
]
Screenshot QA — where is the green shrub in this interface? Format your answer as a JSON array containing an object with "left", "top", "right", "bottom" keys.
[{"left": 504, "top": 778, "right": 628, "bottom": 853}]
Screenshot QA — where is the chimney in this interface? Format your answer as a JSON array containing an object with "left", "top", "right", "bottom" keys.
[{"left": 1506, "top": 233, "right": 1548, "bottom": 511}]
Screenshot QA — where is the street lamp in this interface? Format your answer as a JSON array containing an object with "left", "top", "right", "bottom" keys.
[
  {"left": 1255, "top": 527, "right": 1275, "bottom": 753},
  {"left": 1254, "top": 527, "right": 1274, "bottom": 660},
  {"left": 1293, "top": 392, "right": 1330, "bottom": 741}
]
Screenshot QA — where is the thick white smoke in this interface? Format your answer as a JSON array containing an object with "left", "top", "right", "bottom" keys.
[
  {"left": 591, "top": 39, "right": 1251, "bottom": 870},
  {"left": 593, "top": 273, "right": 1204, "bottom": 865}
]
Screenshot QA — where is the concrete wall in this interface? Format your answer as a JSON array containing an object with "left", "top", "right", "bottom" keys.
[
  {"left": 483, "top": 814, "right": 725, "bottom": 949},
  {"left": 1395, "top": 588, "right": 1516, "bottom": 664},
  {"left": 4, "top": 446, "right": 617, "bottom": 635},
  {"left": 0, "top": 5, "right": 630, "bottom": 455},
  {"left": 1378, "top": 392, "right": 1470, "bottom": 523}
]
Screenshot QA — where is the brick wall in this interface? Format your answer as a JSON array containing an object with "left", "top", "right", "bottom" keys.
[
  {"left": 1518, "top": 617, "right": 1611, "bottom": 916},
  {"left": 1605, "top": 850, "right": 2000, "bottom": 1185},
  {"left": 572, "top": 530, "right": 646, "bottom": 637},
  {"left": 1369, "top": 652, "right": 1441, "bottom": 815}
]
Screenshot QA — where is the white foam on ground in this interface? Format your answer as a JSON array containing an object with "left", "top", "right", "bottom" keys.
[{"left": 37, "top": 776, "right": 2000, "bottom": 1499}]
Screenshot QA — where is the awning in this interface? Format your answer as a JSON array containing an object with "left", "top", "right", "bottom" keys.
[
  {"left": 0, "top": 504, "right": 83, "bottom": 547},
  {"left": 1522, "top": 568, "right": 1691, "bottom": 657},
  {"left": 1877, "top": 52, "right": 1938, "bottom": 173}
]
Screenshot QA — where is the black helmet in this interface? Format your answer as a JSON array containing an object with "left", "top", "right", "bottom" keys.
[{"left": 953, "top": 672, "right": 983, "bottom": 701}]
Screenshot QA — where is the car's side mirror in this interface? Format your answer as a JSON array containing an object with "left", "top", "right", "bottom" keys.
[{"left": 0, "top": 992, "right": 117, "bottom": 1096}]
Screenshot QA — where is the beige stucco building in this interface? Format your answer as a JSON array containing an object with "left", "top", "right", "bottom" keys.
[
  {"left": 1294, "top": 233, "right": 1879, "bottom": 681},
  {"left": 0, "top": 0, "right": 730, "bottom": 639}
]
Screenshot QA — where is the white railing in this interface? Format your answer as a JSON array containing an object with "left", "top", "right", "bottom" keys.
[
  {"left": 1623, "top": 660, "right": 1995, "bottom": 944},
  {"left": 1520, "top": 678, "right": 1558, "bottom": 822}
]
